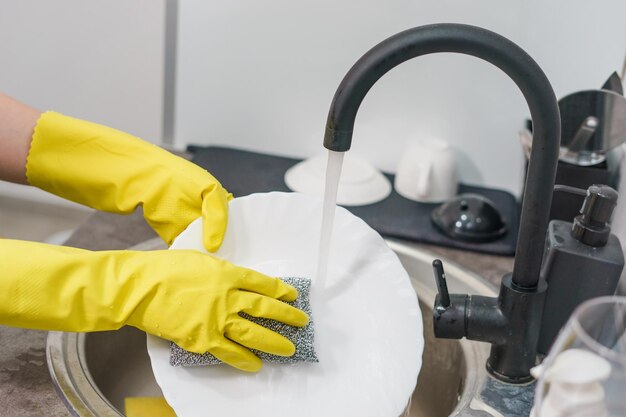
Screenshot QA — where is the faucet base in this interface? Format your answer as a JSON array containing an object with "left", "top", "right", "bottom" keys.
[
  {"left": 433, "top": 270, "right": 548, "bottom": 384},
  {"left": 486, "top": 274, "right": 547, "bottom": 383}
]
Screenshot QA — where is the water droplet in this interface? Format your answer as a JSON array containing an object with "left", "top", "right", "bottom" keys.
[
  {"left": 157, "top": 332, "right": 162, "bottom": 337},
  {"left": 155, "top": 324, "right": 159, "bottom": 328}
]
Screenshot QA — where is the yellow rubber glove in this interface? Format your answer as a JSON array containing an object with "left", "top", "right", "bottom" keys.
[
  {"left": 25, "top": 111, "right": 231, "bottom": 251},
  {"left": 0, "top": 239, "right": 309, "bottom": 372}
]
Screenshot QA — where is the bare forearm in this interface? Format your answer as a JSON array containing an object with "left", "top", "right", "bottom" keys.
[{"left": 0, "top": 93, "right": 41, "bottom": 184}]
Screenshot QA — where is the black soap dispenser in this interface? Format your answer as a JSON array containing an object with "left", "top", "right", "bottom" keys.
[{"left": 537, "top": 184, "right": 625, "bottom": 355}]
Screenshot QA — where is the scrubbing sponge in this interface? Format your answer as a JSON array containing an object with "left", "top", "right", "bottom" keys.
[{"left": 169, "top": 277, "right": 318, "bottom": 367}]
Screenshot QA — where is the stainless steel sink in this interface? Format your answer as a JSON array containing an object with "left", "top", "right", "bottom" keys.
[{"left": 47, "top": 238, "right": 496, "bottom": 417}]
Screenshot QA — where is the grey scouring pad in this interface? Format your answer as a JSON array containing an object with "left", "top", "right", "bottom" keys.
[{"left": 169, "top": 276, "right": 318, "bottom": 366}]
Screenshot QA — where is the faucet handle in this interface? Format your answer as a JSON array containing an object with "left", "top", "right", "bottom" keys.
[
  {"left": 432, "top": 258, "right": 468, "bottom": 339},
  {"left": 432, "top": 259, "right": 450, "bottom": 308}
]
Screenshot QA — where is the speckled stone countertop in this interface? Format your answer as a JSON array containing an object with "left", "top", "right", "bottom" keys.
[{"left": 0, "top": 208, "right": 514, "bottom": 416}]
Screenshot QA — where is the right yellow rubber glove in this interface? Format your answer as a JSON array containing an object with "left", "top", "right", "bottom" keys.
[{"left": 0, "top": 239, "right": 309, "bottom": 372}]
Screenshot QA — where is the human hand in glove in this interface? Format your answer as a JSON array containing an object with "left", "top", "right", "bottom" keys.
[
  {"left": 0, "top": 239, "right": 309, "bottom": 372},
  {"left": 26, "top": 111, "right": 231, "bottom": 251}
]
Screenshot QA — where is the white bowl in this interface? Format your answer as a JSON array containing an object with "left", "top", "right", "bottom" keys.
[{"left": 285, "top": 154, "right": 391, "bottom": 206}]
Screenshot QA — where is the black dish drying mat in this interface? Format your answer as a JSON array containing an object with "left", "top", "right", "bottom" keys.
[{"left": 189, "top": 146, "right": 520, "bottom": 255}]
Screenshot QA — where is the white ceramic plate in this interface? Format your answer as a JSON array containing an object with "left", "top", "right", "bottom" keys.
[{"left": 147, "top": 192, "right": 422, "bottom": 417}]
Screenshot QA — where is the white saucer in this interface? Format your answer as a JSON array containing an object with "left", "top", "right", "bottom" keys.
[
  {"left": 147, "top": 192, "right": 422, "bottom": 417},
  {"left": 285, "top": 154, "right": 392, "bottom": 206}
]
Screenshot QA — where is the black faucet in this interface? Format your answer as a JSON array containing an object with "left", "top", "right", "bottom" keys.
[{"left": 323, "top": 23, "right": 561, "bottom": 383}]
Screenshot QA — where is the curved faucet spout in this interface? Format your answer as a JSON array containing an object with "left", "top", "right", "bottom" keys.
[{"left": 323, "top": 23, "right": 560, "bottom": 290}]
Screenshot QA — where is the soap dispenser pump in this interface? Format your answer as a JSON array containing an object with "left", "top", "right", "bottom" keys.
[{"left": 537, "top": 184, "right": 625, "bottom": 355}]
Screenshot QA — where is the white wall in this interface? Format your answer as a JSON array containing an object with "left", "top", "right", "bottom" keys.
[
  {"left": 0, "top": 0, "right": 166, "bottom": 206},
  {"left": 174, "top": 0, "right": 626, "bottom": 195},
  {"left": 1, "top": 2, "right": 625, "bottom": 204}
]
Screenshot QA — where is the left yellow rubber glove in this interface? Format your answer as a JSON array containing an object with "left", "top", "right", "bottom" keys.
[
  {"left": 26, "top": 111, "right": 231, "bottom": 251},
  {"left": 0, "top": 239, "right": 309, "bottom": 372}
]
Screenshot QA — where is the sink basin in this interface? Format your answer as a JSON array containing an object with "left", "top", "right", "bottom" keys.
[{"left": 47, "top": 238, "right": 496, "bottom": 417}]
